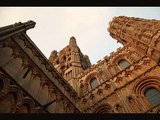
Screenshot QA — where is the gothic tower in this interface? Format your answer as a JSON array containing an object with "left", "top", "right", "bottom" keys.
[
  {"left": 49, "top": 36, "right": 91, "bottom": 91},
  {"left": 108, "top": 16, "right": 160, "bottom": 63}
]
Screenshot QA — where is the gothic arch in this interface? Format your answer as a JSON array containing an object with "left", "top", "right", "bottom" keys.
[
  {"left": 85, "top": 72, "right": 98, "bottom": 83},
  {"left": 5, "top": 92, "right": 18, "bottom": 104},
  {"left": 0, "top": 91, "right": 18, "bottom": 113},
  {"left": 84, "top": 72, "right": 100, "bottom": 90},
  {"left": 112, "top": 53, "right": 131, "bottom": 66},
  {"left": 132, "top": 76, "right": 160, "bottom": 109},
  {"left": 4, "top": 57, "right": 24, "bottom": 77},
  {"left": 43, "top": 81, "right": 52, "bottom": 92},
  {"left": 27, "top": 75, "right": 41, "bottom": 98},
  {"left": 133, "top": 76, "right": 160, "bottom": 95},
  {"left": 47, "top": 89, "right": 57, "bottom": 113},
  {"left": 94, "top": 103, "right": 113, "bottom": 113},
  {"left": 19, "top": 97, "right": 35, "bottom": 107},
  {"left": 16, "top": 67, "right": 32, "bottom": 90},
  {"left": 0, "top": 46, "right": 13, "bottom": 66},
  {"left": 17, "top": 97, "right": 35, "bottom": 113},
  {"left": 37, "top": 83, "right": 49, "bottom": 105},
  {"left": 4, "top": 85, "right": 24, "bottom": 102}
]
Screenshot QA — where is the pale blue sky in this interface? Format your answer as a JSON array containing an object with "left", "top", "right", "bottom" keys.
[{"left": 0, "top": 7, "right": 160, "bottom": 64}]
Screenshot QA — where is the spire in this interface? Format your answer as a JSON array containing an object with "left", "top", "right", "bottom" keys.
[
  {"left": 51, "top": 50, "right": 58, "bottom": 56},
  {"left": 69, "top": 36, "right": 77, "bottom": 46}
]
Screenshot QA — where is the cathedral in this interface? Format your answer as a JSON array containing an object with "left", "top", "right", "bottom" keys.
[{"left": 0, "top": 16, "right": 160, "bottom": 113}]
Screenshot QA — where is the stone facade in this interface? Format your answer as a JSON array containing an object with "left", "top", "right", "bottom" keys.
[
  {"left": 0, "top": 16, "right": 160, "bottom": 113},
  {"left": 0, "top": 21, "right": 80, "bottom": 113}
]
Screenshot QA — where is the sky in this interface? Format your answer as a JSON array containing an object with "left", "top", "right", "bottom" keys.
[{"left": 0, "top": 7, "right": 160, "bottom": 64}]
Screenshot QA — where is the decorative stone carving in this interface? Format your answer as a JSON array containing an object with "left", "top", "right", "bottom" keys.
[{"left": 1, "top": 16, "right": 160, "bottom": 113}]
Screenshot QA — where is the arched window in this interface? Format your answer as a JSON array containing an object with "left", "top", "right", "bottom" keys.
[
  {"left": 90, "top": 78, "right": 99, "bottom": 89},
  {"left": 118, "top": 59, "right": 130, "bottom": 69},
  {"left": 144, "top": 87, "right": 160, "bottom": 106},
  {"left": 95, "top": 105, "right": 112, "bottom": 113}
]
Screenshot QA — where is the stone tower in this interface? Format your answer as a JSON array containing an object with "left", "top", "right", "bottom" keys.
[
  {"left": 108, "top": 16, "right": 160, "bottom": 63},
  {"left": 49, "top": 36, "right": 91, "bottom": 91},
  {"left": 76, "top": 16, "right": 160, "bottom": 113}
]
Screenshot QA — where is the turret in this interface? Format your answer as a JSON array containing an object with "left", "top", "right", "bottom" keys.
[
  {"left": 69, "top": 36, "right": 77, "bottom": 46},
  {"left": 108, "top": 16, "right": 160, "bottom": 63},
  {"left": 49, "top": 36, "right": 91, "bottom": 92}
]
